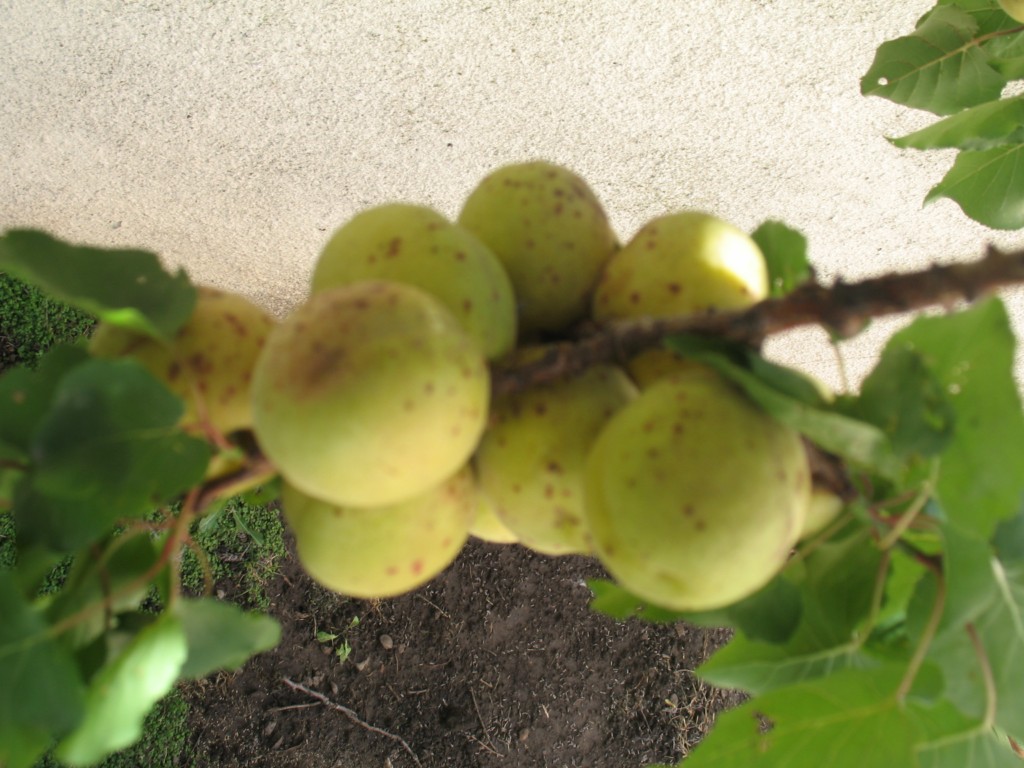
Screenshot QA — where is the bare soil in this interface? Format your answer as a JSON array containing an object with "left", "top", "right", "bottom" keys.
[{"left": 184, "top": 535, "right": 743, "bottom": 768}]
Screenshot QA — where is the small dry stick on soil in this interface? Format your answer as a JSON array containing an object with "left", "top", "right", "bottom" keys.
[{"left": 281, "top": 677, "right": 422, "bottom": 768}]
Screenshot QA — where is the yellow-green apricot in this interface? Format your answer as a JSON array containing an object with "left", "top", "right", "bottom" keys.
[
  {"left": 281, "top": 468, "right": 475, "bottom": 599},
  {"left": 592, "top": 211, "right": 768, "bottom": 386},
  {"left": 584, "top": 370, "right": 810, "bottom": 611},
  {"left": 312, "top": 203, "right": 517, "bottom": 360},
  {"left": 469, "top": 483, "right": 519, "bottom": 544},
  {"left": 251, "top": 280, "right": 489, "bottom": 507},
  {"left": 798, "top": 488, "right": 844, "bottom": 541},
  {"left": 475, "top": 365, "right": 637, "bottom": 555},
  {"left": 458, "top": 161, "right": 619, "bottom": 335},
  {"left": 88, "top": 286, "right": 275, "bottom": 436},
  {"left": 999, "top": 0, "right": 1024, "bottom": 23}
]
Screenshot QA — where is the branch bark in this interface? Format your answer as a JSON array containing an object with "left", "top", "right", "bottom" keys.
[{"left": 492, "top": 244, "right": 1024, "bottom": 397}]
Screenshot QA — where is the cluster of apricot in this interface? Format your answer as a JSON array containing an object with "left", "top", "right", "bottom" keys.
[{"left": 89, "top": 161, "right": 830, "bottom": 613}]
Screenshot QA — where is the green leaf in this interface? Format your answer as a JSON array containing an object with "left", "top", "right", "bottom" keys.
[
  {"left": 15, "top": 358, "right": 211, "bottom": 551},
  {"left": 699, "top": 532, "right": 883, "bottom": 693},
  {"left": 587, "top": 579, "right": 688, "bottom": 623},
  {"left": 941, "top": 523, "right": 1001, "bottom": 633},
  {"left": 0, "top": 229, "right": 195, "bottom": 342},
  {"left": 938, "top": 0, "right": 1021, "bottom": 35},
  {"left": 54, "top": 613, "right": 187, "bottom": 766},
  {"left": 924, "top": 557, "right": 1024, "bottom": 738},
  {"left": 45, "top": 534, "right": 162, "bottom": 649},
  {"left": 744, "top": 353, "right": 833, "bottom": 409},
  {"left": 0, "top": 571, "right": 86, "bottom": 739},
  {"left": 694, "top": 573, "right": 804, "bottom": 645},
  {"left": 750, "top": 221, "right": 812, "bottom": 298},
  {"left": 891, "top": 300, "right": 1024, "bottom": 538},
  {"left": 983, "top": 26, "right": 1024, "bottom": 78},
  {"left": 891, "top": 96, "right": 1024, "bottom": 151},
  {"left": 862, "top": 6, "right": 1006, "bottom": 116},
  {"left": 0, "top": 344, "right": 91, "bottom": 457},
  {"left": 924, "top": 144, "right": 1024, "bottom": 229},
  {"left": 679, "top": 666, "right": 915, "bottom": 767},
  {"left": 876, "top": 546, "right": 930, "bottom": 631},
  {"left": 849, "top": 341, "right": 956, "bottom": 459},
  {"left": 0, "top": 724, "right": 51, "bottom": 768},
  {"left": 911, "top": 700, "right": 1023, "bottom": 767},
  {"left": 993, "top": 506, "right": 1024, "bottom": 563},
  {"left": 591, "top": 571, "right": 803, "bottom": 644},
  {"left": 665, "top": 338, "right": 902, "bottom": 477},
  {"left": 173, "top": 598, "right": 280, "bottom": 679}
]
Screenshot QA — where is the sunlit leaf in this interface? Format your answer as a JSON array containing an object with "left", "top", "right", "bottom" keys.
[
  {"left": 54, "top": 613, "right": 187, "bottom": 765},
  {"left": 891, "top": 300, "right": 1024, "bottom": 537},
  {"left": 0, "top": 229, "right": 195, "bottom": 342},
  {"left": 891, "top": 96, "right": 1024, "bottom": 151},
  {"left": 862, "top": 6, "right": 1006, "bottom": 116},
  {"left": 850, "top": 341, "right": 956, "bottom": 459},
  {"left": 983, "top": 25, "right": 1024, "bottom": 78},
  {"left": 664, "top": 339, "right": 902, "bottom": 478},
  {"left": 751, "top": 221, "right": 811, "bottom": 298},
  {"left": 924, "top": 144, "right": 1024, "bottom": 229}
]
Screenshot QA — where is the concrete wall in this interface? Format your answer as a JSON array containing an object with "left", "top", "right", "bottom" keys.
[{"left": 3, "top": 1, "right": 1022, "bottom": 389}]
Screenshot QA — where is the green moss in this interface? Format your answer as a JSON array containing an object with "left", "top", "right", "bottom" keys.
[
  {"left": 180, "top": 496, "right": 286, "bottom": 611},
  {"left": 0, "top": 272, "right": 96, "bottom": 370}
]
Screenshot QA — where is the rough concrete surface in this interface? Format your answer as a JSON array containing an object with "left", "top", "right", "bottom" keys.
[{"left": 2, "top": 1, "right": 1022, "bottom": 388}]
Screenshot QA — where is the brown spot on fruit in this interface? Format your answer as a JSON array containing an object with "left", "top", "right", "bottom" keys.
[
  {"left": 188, "top": 353, "right": 213, "bottom": 375},
  {"left": 387, "top": 238, "right": 402, "bottom": 257}
]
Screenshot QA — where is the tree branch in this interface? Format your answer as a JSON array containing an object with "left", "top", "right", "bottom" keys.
[{"left": 492, "top": 244, "right": 1024, "bottom": 396}]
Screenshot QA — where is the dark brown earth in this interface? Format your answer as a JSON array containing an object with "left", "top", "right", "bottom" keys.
[{"left": 184, "top": 535, "right": 743, "bottom": 768}]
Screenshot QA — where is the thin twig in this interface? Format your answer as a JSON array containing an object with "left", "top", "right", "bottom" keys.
[
  {"left": 281, "top": 677, "right": 422, "bottom": 768},
  {"left": 469, "top": 688, "right": 501, "bottom": 757}
]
